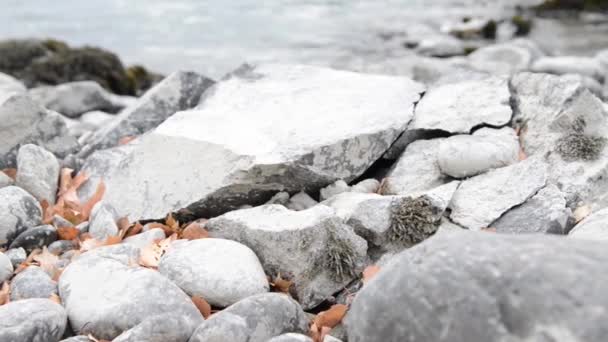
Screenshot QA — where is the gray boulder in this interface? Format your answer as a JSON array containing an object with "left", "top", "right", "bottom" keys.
[
  {"left": 494, "top": 185, "right": 574, "bottom": 234},
  {"left": 9, "top": 224, "right": 57, "bottom": 253},
  {"left": 0, "top": 186, "right": 42, "bottom": 247},
  {"left": 158, "top": 238, "right": 269, "bottom": 307},
  {"left": 0, "top": 298, "right": 67, "bottom": 342},
  {"left": 189, "top": 293, "right": 309, "bottom": 342},
  {"left": 79, "top": 71, "right": 214, "bottom": 154},
  {"left": 48, "top": 240, "right": 77, "bottom": 255},
  {"left": 0, "top": 72, "right": 26, "bottom": 94},
  {"left": 380, "top": 139, "right": 449, "bottom": 195},
  {"left": 347, "top": 231, "right": 608, "bottom": 342},
  {"left": 79, "top": 110, "right": 114, "bottom": 128},
  {"left": 449, "top": 158, "right": 547, "bottom": 230},
  {"left": 80, "top": 64, "right": 424, "bottom": 221},
  {"left": 569, "top": 207, "right": 608, "bottom": 241},
  {"left": 28, "top": 81, "right": 123, "bottom": 118},
  {"left": 16, "top": 144, "right": 60, "bottom": 204},
  {"left": 207, "top": 204, "right": 367, "bottom": 309},
  {"left": 0, "top": 92, "right": 77, "bottom": 168},
  {"left": 531, "top": 56, "right": 605, "bottom": 83},
  {"left": 438, "top": 127, "right": 520, "bottom": 178},
  {"left": 10, "top": 265, "right": 57, "bottom": 300},
  {"left": 58, "top": 244, "right": 203, "bottom": 340},
  {"left": 59, "top": 337, "right": 91, "bottom": 342},
  {"left": 410, "top": 75, "right": 512, "bottom": 134},
  {"left": 112, "top": 314, "right": 197, "bottom": 342},
  {"left": 0, "top": 251, "right": 13, "bottom": 283}
]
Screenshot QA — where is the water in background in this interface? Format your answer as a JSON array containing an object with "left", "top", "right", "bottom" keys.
[{"left": 2, "top": 0, "right": 607, "bottom": 78}]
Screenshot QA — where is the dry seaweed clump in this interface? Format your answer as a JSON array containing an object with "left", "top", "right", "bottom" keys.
[
  {"left": 555, "top": 117, "right": 607, "bottom": 162},
  {"left": 324, "top": 230, "right": 358, "bottom": 282},
  {"left": 388, "top": 196, "right": 440, "bottom": 245}
]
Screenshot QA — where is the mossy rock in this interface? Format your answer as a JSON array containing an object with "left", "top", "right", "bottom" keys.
[
  {"left": 0, "top": 40, "right": 49, "bottom": 75},
  {"left": 126, "top": 65, "right": 164, "bottom": 96},
  {"left": 536, "top": 0, "right": 608, "bottom": 11},
  {"left": 512, "top": 15, "right": 533, "bottom": 37}
]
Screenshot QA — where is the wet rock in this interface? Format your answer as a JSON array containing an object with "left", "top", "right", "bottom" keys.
[
  {"left": 410, "top": 75, "right": 512, "bottom": 134},
  {"left": 79, "top": 71, "right": 214, "bottom": 154},
  {"left": 0, "top": 170, "right": 12, "bottom": 188},
  {"left": 268, "top": 333, "right": 314, "bottom": 342},
  {"left": 467, "top": 42, "right": 533, "bottom": 75},
  {"left": 449, "top": 158, "right": 547, "bottom": 230},
  {"left": 112, "top": 314, "right": 196, "bottom": 342},
  {"left": 0, "top": 186, "right": 42, "bottom": 247},
  {"left": 0, "top": 298, "right": 67, "bottom": 342},
  {"left": 29, "top": 81, "right": 124, "bottom": 118},
  {"left": 569, "top": 207, "right": 608, "bottom": 241},
  {"left": 4, "top": 247, "right": 25, "bottom": 269},
  {"left": 531, "top": 56, "right": 605, "bottom": 82},
  {"left": 0, "top": 72, "right": 26, "bottom": 94},
  {"left": 0, "top": 92, "right": 77, "bottom": 168},
  {"left": 189, "top": 293, "right": 309, "bottom": 342},
  {"left": 287, "top": 191, "right": 319, "bottom": 211},
  {"left": 10, "top": 266, "right": 57, "bottom": 300},
  {"left": 15, "top": 144, "right": 60, "bottom": 204},
  {"left": 0, "top": 251, "right": 12, "bottom": 283},
  {"left": 494, "top": 185, "right": 574, "bottom": 234},
  {"left": 82, "top": 64, "right": 424, "bottom": 221},
  {"left": 347, "top": 231, "right": 608, "bottom": 342},
  {"left": 48, "top": 240, "right": 78, "bottom": 255},
  {"left": 320, "top": 180, "right": 350, "bottom": 201},
  {"left": 122, "top": 228, "right": 165, "bottom": 250},
  {"left": 380, "top": 139, "right": 449, "bottom": 195},
  {"left": 58, "top": 244, "right": 202, "bottom": 340},
  {"left": 159, "top": 238, "right": 269, "bottom": 307},
  {"left": 9, "top": 225, "right": 57, "bottom": 253},
  {"left": 207, "top": 204, "right": 367, "bottom": 309},
  {"left": 88, "top": 203, "right": 119, "bottom": 240},
  {"left": 438, "top": 127, "right": 519, "bottom": 178}
]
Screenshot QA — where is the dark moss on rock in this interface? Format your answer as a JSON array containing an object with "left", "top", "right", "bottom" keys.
[
  {"left": 481, "top": 20, "right": 497, "bottom": 40},
  {"left": 0, "top": 38, "right": 162, "bottom": 95},
  {"left": 512, "top": 15, "right": 533, "bottom": 36},
  {"left": 324, "top": 229, "right": 358, "bottom": 282},
  {"left": 555, "top": 133, "right": 606, "bottom": 161},
  {"left": 388, "top": 196, "right": 440, "bottom": 245},
  {"left": 535, "top": 0, "right": 608, "bottom": 11}
]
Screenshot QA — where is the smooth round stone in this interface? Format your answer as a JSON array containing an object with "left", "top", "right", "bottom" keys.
[
  {"left": 268, "top": 333, "right": 314, "bottom": 342},
  {"left": 15, "top": 144, "right": 60, "bottom": 204},
  {"left": 3, "top": 247, "right": 25, "bottom": 269},
  {"left": 122, "top": 228, "right": 165, "bottom": 250},
  {"left": 0, "top": 298, "right": 67, "bottom": 342},
  {"left": 9, "top": 225, "right": 57, "bottom": 253},
  {"left": 159, "top": 238, "right": 269, "bottom": 307},
  {"left": 48, "top": 240, "right": 78, "bottom": 255},
  {"left": 0, "top": 251, "right": 13, "bottom": 283},
  {"left": 0, "top": 186, "right": 42, "bottom": 247},
  {"left": 10, "top": 266, "right": 57, "bottom": 301}
]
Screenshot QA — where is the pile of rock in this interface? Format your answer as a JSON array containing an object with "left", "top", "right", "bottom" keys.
[{"left": 1, "top": 11, "right": 608, "bottom": 341}]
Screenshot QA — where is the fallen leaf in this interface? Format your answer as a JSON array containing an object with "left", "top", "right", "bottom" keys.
[
  {"left": 80, "top": 180, "right": 105, "bottom": 220},
  {"left": 362, "top": 265, "right": 381, "bottom": 285},
  {"left": 1, "top": 168, "right": 17, "bottom": 180},
  {"left": 57, "top": 226, "right": 81, "bottom": 241},
  {"left": 125, "top": 221, "right": 144, "bottom": 238},
  {"left": 33, "top": 247, "right": 61, "bottom": 280},
  {"left": 116, "top": 216, "right": 131, "bottom": 239},
  {"left": 102, "top": 235, "right": 123, "bottom": 246},
  {"left": 49, "top": 293, "right": 61, "bottom": 304},
  {"left": 14, "top": 249, "right": 42, "bottom": 274},
  {"left": 79, "top": 236, "right": 102, "bottom": 252},
  {"left": 145, "top": 222, "right": 173, "bottom": 235},
  {"left": 166, "top": 213, "right": 180, "bottom": 233},
  {"left": 181, "top": 221, "right": 209, "bottom": 240},
  {"left": 192, "top": 295, "right": 212, "bottom": 319},
  {"left": 139, "top": 234, "right": 177, "bottom": 268},
  {"left": 272, "top": 273, "right": 293, "bottom": 294},
  {"left": 574, "top": 204, "right": 592, "bottom": 223},
  {"left": 482, "top": 227, "right": 497, "bottom": 233},
  {"left": 309, "top": 323, "right": 321, "bottom": 342},
  {"left": 518, "top": 148, "right": 527, "bottom": 161},
  {"left": 118, "top": 136, "right": 136, "bottom": 145},
  {"left": 61, "top": 171, "right": 89, "bottom": 204},
  {"left": 0, "top": 281, "right": 10, "bottom": 305},
  {"left": 313, "top": 304, "right": 348, "bottom": 330},
  {"left": 40, "top": 200, "right": 54, "bottom": 224}
]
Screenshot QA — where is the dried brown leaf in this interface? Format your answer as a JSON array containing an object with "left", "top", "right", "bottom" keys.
[
  {"left": 166, "top": 213, "right": 180, "bottom": 233},
  {"left": 181, "top": 222, "right": 209, "bottom": 240},
  {"left": 102, "top": 235, "right": 123, "bottom": 246},
  {"left": 362, "top": 265, "right": 381, "bottom": 285},
  {"left": 80, "top": 180, "right": 105, "bottom": 220},
  {"left": 139, "top": 234, "right": 177, "bottom": 268},
  {"left": 272, "top": 273, "right": 293, "bottom": 294},
  {"left": 0, "top": 281, "right": 10, "bottom": 306},
  {"left": 49, "top": 293, "right": 62, "bottom": 304},
  {"left": 313, "top": 304, "right": 348, "bottom": 330},
  {"left": 125, "top": 221, "right": 144, "bottom": 238},
  {"left": 58, "top": 168, "right": 74, "bottom": 196},
  {"left": 33, "top": 247, "right": 60, "bottom": 279},
  {"left": 192, "top": 295, "right": 212, "bottom": 319},
  {"left": 57, "top": 226, "right": 81, "bottom": 241},
  {"left": 117, "top": 217, "right": 131, "bottom": 239},
  {"left": 118, "top": 136, "right": 136, "bottom": 145},
  {"left": 574, "top": 205, "right": 592, "bottom": 223},
  {"left": 1, "top": 168, "right": 16, "bottom": 180}
]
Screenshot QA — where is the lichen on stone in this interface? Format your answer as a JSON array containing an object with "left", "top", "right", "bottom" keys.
[
  {"left": 323, "top": 228, "right": 357, "bottom": 281},
  {"left": 388, "top": 196, "right": 439, "bottom": 245},
  {"left": 555, "top": 117, "right": 607, "bottom": 162}
]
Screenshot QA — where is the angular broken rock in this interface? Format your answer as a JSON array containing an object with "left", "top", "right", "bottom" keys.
[
  {"left": 79, "top": 71, "right": 214, "bottom": 155},
  {"left": 494, "top": 184, "right": 574, "bottom": 234},
  {"left": 16, "top": 144, "right": 60, "bottom": 204},
  {"left": 569, "top": 207, "right": 608, "bottom": 241},
  {"left": 380, "top": 139, "right": 449, "bottom": 195},
  {"left": 158, "top": 238, "right": 269, "bottom": 307},
  {"left": 82, "top": 64, "right": 424, "bottom": 221},
  {"left": 0, "top": 92, "right": 77, "bottom": 168},
  {"left": 58, "top": 244, "right": 203, "bottom": 340},
  {"left": 0, "top": 186, "right": 42, "bottom": 247},
  {"left": 28, "top": 81, "right": 124, "bottom": 118},
  {"left": 347, "top": 231, "right": 608, "bottom": 342},
  {"left": 206, "top": 204, "right": 367, "bottom": 309},
  {"left": 410, "top": 75, "right": 512, "bottom": 134},
  {"left": 0, "top": 298, "right": 67, "bottom": 342},
  {"left": 189, "top": 293, "right": 309, "bottom": 342},
  {"left": 449, "top": 158, "right": 547, "bottom": 230},
  {"left": 438, "top": 127, "right": 519, "bottom": 178}
]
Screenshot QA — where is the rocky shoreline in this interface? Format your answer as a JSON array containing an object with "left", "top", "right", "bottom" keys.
[{"left": 1, "top": 1, "right": 608, "bottom": 342}]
